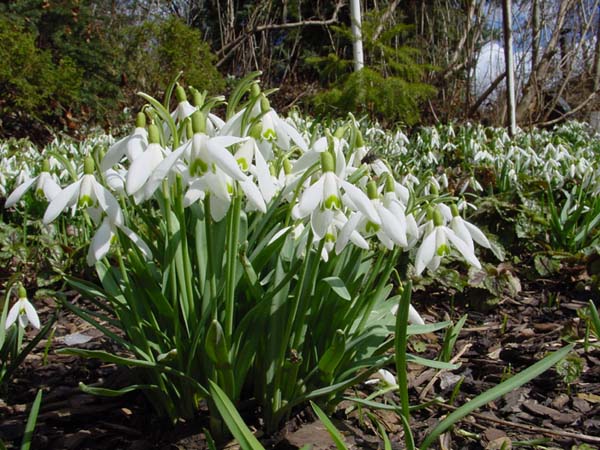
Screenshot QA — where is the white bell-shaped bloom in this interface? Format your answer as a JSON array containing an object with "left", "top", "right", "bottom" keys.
[
  {"left": 294, "top": 152, "right": 379, "bottom": 244},
  {"left": 5, "top": 286, "right": 40, "bottom": 330},
  {"left": 87, "top": 216, "right": 152, "bottom": 266},
  {"left": 449, "top": 205, "right": 491, "bottom": 253},
  {"left": 43, "top": 157, "right": 123, "bottom": 226},
  {"left": 101, "top": 113, "right": 148, "bottom": 171},
  {"left": 126, "top": 125, "right": 168, "bottom": 202},
  {"left": 5, "top": 161, "right": 61, "bottom": 207},
  {"left": 415, "top": 210, "right": 481, "bottom": 275}
]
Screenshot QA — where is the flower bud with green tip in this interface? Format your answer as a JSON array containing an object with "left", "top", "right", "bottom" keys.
[{"left": 205, "top": 320, "right": 231, "bottom": 369}]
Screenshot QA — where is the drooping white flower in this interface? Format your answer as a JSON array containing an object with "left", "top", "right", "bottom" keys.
[
  {"left": 43, "top": 157, "right": 123, "bottom": 225},
  {"left": 87, "top": 215, "right": 152, "bottom": 266},
  {"left": 293, "top": 151, "right": 379, "bottom": 241},
  {"left": 171, "top": 85, "right": 196, "bottom": 123},
  {"left": 335, "top": 181, "right": 407, "bottom": 253},
  {"left": 234, "top": 139, "right": 277, "bottom": 203},
  {"left": 5, "top": 286, "right": 40, "bottom": 330},
  {"left": 126, "top": 124, "right": 168, "bottom": 202},
  {"left": 101, "top": 112, "right": 148, "bottom": 171},
  {"left": 415, "top": 209, "right": 481, "bottom": 275},
  {"left": 5, "top": 160, "right": 61, "bottom": 207},
  {"left": 449, "top": 204, "right": 491, "bottom": 253}
]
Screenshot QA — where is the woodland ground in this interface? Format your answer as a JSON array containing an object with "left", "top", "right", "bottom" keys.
[{"left": 1, "top": 264, "right": 598, "bottom": 450}]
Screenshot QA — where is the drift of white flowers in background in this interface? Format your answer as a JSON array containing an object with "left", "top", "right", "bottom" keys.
[{"left": 3, "top": 81, "right": 498, "bottom": 329}]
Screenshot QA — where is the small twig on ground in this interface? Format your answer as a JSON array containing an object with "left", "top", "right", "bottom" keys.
[
  {"left": 429, "top": 401, "right": 600, "bottom": 445},
  {"left": 419, "top": 343, "right": 472, "bottom": 401}
]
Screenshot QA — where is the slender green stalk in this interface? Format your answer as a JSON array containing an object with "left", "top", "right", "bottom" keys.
[
  {"left": 225, "top": 191, "right": 242, "bottom": 339},
  {"left": 395, "top": 281, "right": 415, "bottom": 450}
]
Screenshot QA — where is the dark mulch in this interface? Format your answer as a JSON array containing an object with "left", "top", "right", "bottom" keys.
[{"left": 1, "top": 275, "right": 599, "bottom": 449}]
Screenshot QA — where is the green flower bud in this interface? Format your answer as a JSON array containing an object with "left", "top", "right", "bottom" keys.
[
  {"left": 260, "top": 95, "right": 270, "bottom": 113},
  {"left": 249, "top": 121, "right": 262, "bottom": 140},
  {"left": 433, "top": 209, "right": 444, "bottom": 227},
  {"left": 148, "top": 124, "right": 160, "bottom": 144},
  {"left": 282, "top": 157, "right": 292, "bottom": 175},
  {"left": 18, "top": 285, "right": 27, "bottom": 299},
  {"left": 367, "top": 180, "right": 378, "bottom": 200},
  {"left": 356, "top": 131, "right": 365, "bottom": 148},
  {"left": 42, "top": 159, "right": 51, "bottom": 173},
  {"left": 175, "top": 84, "right": 187, "bottom": 103},
  {"left": 84, "top": 156, "right": 95, "bottom": 175},
  {"left": 334, "top": 126, "right": 346, "bottom": 139},
  {"left": 191, "top": 88, "right": 205, "bottom": 107},
  {"left": 384, "top": 173, "right": 395, "bottom": 193},
  {"left": 191, "top": 111, "right": 206, "bottom": 134},
  {"left": 320, "top": 151, "right": 335, "bottom": 173},
  {"left": 250, "top": 82, "right": 261, "bottom": 99},
  {"left": 318, "top": 329, "right": 346, "bottom": 377},
  {"left": 430, "top": 183, "right": 439, "bottom": 196},
  {"left": 450, "top": 204, "right": 460, "bottom": 217},
  {"left": 135, "top": 112, "right": 146, "bottom": 128},
  {"left": 205, "top": 320, "right": 231, "bottom": 369},
  {"left": 185, "top": 118, "right": 193, "bottom": 139}
]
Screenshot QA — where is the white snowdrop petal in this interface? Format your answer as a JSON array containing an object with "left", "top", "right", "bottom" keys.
[
  {"left": 445, "top": 228, "right": 482, "bottom": 268},
  {"left": 297, "top": 177, "right": 324, "bottom": 218},
  {"left": 464, "top": 221, "right": 491, "bottom": 248},
  {"left": 43, "top": 180, "right": 81, "bottom": 224},
  {"left": 5, "top": 176, "right": 38, "bottom": 207},
  {"left": 341, "top": 181, "right": 380, "bottom": 224},
  {"left": 415, "top": 229, "right": 437, "bottom": 275},
  {"left": 88, "top": 219, "right": 114, "bottom": 266}
]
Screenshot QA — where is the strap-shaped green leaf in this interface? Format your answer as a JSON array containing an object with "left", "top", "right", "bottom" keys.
[
  {"left": 419, "top": 344, "right": 574, "bottom": 449},
  {"left": 208, "top": 380, "right": 265, "bottom": 450}
]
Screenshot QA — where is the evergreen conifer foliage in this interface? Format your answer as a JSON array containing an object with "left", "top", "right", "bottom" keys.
[{"left": 309, "top": 11, "right": 436, "bottom": 125}]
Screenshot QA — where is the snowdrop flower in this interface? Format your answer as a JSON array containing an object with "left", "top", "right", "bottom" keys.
[
  {"left": 294, "top": 151, "right": 379, "bottom": 241},
  {"left": 43, "top": 157, "right": 123, "bottom": 225},
  {"left": 126, "top": 124, "right": 168, "bottom": 202},
  {"left": 87, "top": 215, "right": 152, "bottom": 266},
  {"left": 415, "top": 209, "right": 481, "bottom": 275},
  {"left": 335, "top": 181, "right": 407, "bottom": 253},
  {"left": 5, "top": 285, "right": 40, "bottom": 330},
  {"left": 171, "top": 85, "right": 196, "bottom": 123},
  {"left": 234, "top": 139, "right": 277, "bottom": 203},
  {"left": 449, "top": 205, "right": 491, "bottom": 254},
  {"left": 390, "top": 302, "right": 425, "bottom": 325},
  {"left": 101, "top": 112, "right": 148, "bottom": 171},
  {"left": 5, "top": 160, "right": 61, "bottom": 207}
]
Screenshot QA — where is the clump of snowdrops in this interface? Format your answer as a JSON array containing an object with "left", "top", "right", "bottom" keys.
[{"left": 4, "top": 74, "right": 493, "bottom": 435}]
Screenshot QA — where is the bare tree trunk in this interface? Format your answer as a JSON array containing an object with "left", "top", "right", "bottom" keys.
[
  {"left": 350, "top": 0, "right": 364, "bottom": 71},
  {"left": 594, "top": 12, "right": 600, "bottom": 90},
  {"left": 516, "top": 0, "right": 573, "bottom": 122},
  {"left": 532, "top": 0, "right": 541, "bottom": 71},
  {"left": 502, "top": 0, "right": 517, "bottom": 135}
]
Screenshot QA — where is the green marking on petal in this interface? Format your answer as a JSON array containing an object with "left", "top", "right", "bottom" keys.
[
  {"left": 78, "top": 195, "right": 94, "bottom": 208},
  {"left": 237, "top": 158, "right": 249, "bottom": 171},
  {"left": 324, "top": 195, "right": 341, "bottom": 210},
  {"left": 263, "top": 128, "right": 276, "bottom": 141},
  {"left": 190, "top": 159, "right": 208, "bottom": 177},
  {"left": 366, "top": 221, "right": 380, "bottom": 233},
  {"left": 437, "top": 243, "right": 449, "bottom": 256},
  {"left": 325, "top": 232, "right": 335, "bottom": 243}
]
